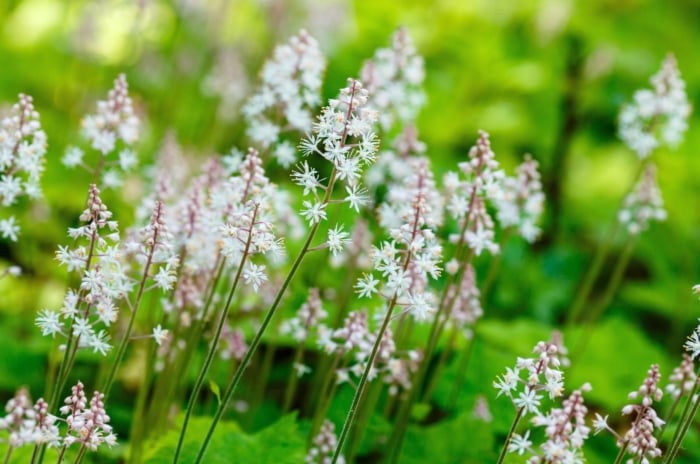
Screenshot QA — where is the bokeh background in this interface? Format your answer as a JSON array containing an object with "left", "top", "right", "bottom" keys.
[{"left": 1, "top": 0, "right": 699, "bottom": 462}]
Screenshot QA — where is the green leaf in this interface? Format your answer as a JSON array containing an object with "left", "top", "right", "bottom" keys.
[
  {"left": 144, "top": 413, "right": 305, "bottom": 464},
  {"left": 209, "top": 380, "right": 221, "bottom": 406},
  {"left": 400, "top": 410, "right": 495, "bottom": 463}
]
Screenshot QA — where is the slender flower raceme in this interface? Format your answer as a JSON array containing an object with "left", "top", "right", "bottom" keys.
[
  {"left": 612, "top": 365, "right": 665, "bottom": 464},
  {"left": 360, "top": 26, "right": 425, "bottom": 134},
  {"left": 189, "top": 78, "right": 378, "bottom": 464},
  {"left": 528, "top": 384, "right": 592, "bottom": 463},
  {"left": 0, "top": 93, "right": 47, "bottom": 242},
  {"left": 331, "top": 156, "right": 442, "bottom": 462},
  {"left": 618, "top": 163, "right": 666, "bottom": 236},
  {"left": 244, "top": 30, "right": 326, "bottom": 166},
  {"left": 306, "top": 420, "right": 345, "bottom": 464},
  {"left": 64, "top": 74, "right": 140, "bottom": 187},
  {"left": 38, "top": 184, "right": 130, "bottom": 357},
  {"left": 619, "top": 54, "right": 691, "bottom": 159},
  {"left": 444, "top": 130, "right": 505, "bottom": 257},
  {"left": 494, "top": 339, "right": 568, "bottom": 464},
  {"left": 57, "top": 381, "right": 116, "bottom": 461},
  {"left": 494, "top": 154, "right": 545, "bottom": 243}
]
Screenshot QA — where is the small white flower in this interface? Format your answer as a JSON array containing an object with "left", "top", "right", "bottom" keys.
[
  {"left": 513, "top": 389, "right": 542, "bottom": 414},
  {"left": 592, "top": 413, "right": 609, "bottom": 435},
  {"left": 0, "top": 216, "right": 20, "bottom": 241},
  {"left": 243, "top": 262, "right": 267, "bottom": 291},
  {"left": 36, "top": 309, "right": 62, "bottom": 337},
  {"left": 684, "top": 330, "right": 700, "bottom": 360},
  {"left": 326, "top": 225, "right": 350, "bottom": 256},
  {"left": 354, "top": 273, "right": 380, "bottom": 298},
  {"left": 345, "top": 184, "right": 368, "bottom": 212},
  {"left": 152, "top": 325, "right": 169, "bottom": 346},
  {"left": 62, "top": 146, "right": 85, "bottom": 168},
  {"left": 508, "top": 430, "right": 532, "bottom": 456},
  {"left": 301, "top": 200, "right": 327, "bottom": 225}
]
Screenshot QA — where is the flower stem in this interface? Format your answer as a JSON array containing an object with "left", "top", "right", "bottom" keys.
[
  {"left": 191, "top": 187, "right": 333, "bottom": 462},
  {"left": 496, "top": 406, "right": 525, "bottom": 464},
  {"left": 173, "top": 206, "right": 259, "bottom": 463}
]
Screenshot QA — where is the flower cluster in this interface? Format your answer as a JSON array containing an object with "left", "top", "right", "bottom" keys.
[
  {"left": 494, "top": 154, "right": 545, "bottom": 243},
  {"left": 618, "top": 54, "right": 691, "bottom": 159},
  {"left": 360, "top": 26, "right": 425, "bottom": 133},
  {"left": 280, "top": 288, "right": 327, "bottom": 343},
  {"left": 317, "top": 310, "right": 418, "bottom": 392},
  {"left": 0, "top": 93, "right": 47, "bottom": 241},
  {"left": 243, "top": 30, "right": 326, "bottom": 166},
  {"left": 618, "top": 164, "right": 666, "bottom": 235},
  {"left": 59, "top": 381, "right": 117, "bottom": 451},
  {"left": 358, "top": 156, "right": 443, "bottom": 325},
  {"left": 306, "top": 419, "right": 345, "bottom": 464},
  {"left": 0, "top": 388, "right": 58, "bottom": 449},
  {"left": 494, "top": 340, "right": 566, "bottom": 413},
  {"left": 596, "top": 365, "right": 664, "bottom": 463},
  {"left": 665, "top": 353, "right": 696, "bottom": 400},
  {"left": 65, "top": 74, "right": 140, "bottom": 188},
  {"left": 444, "top": 131, "right": 505, "bottom": 256},
  {"left": 528, "top": 384, "right": 591, "bottom": 463},
  {"left": 295, "top": 78, "right": 379, "bottom": 224},
  {"left": 123, "top": 200, "right": 179, "bottom": 293},
  {"left": 0, "top": 381, "right": 115, "bottom": 453},
  {"left": 444, "top": 263, "right": 483, "bottom": 334},
  {"left": 37, "top": 184, "right": 130, "bottom": 355}
]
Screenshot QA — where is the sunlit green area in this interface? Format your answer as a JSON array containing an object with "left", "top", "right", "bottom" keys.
[{"left": 1, "top": 0, "right": 700, "bottom": 462}]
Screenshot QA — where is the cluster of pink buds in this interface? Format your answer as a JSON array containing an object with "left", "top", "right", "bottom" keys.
[
  {"left": 60, "top": 381, "right": 116, "bottom": 451},
  {"left": 306, "top": 420, "right": 345, "bottom": 464},
  {"left": 594, "top": 364, "right": 664, "bottom": 463},
  {"left": 0, "top": 381, "right": 115, "bottom": 454},
  {"left": 444, "top": 130, "right": 505, "bottom": 256}
]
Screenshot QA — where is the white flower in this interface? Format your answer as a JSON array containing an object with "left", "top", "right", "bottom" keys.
[
  {"left": 301, "top": 201, "right": 327, "bottom": 225},
  {"left": 345, "top": 184, "right": 369, "bottom": 212},
  {"left": 513, "top": 389, "right": 542, "bottom": 414},
  {"left": 327, "top": 225, "right": 350, "bottom": 256},
  {"left": 0, "top": 216, "right": 20, "bottom": 241},
  {"left": 62, "top": 146, "right": 85, "bottom": 168},
  {"left": 508, "top": 430, "right": 532, "bottom": 456},
  {"left": 355, "top": 273, "right": 380, "bottom": 298},
  {"left": 684, "top": 330, "right": 700, "bottom": 360},
  {"left": 36, "top": 310, "right": 62, "bottom": 337},
  {"left": 592, "top": 413, "right": 609, "bottom": 435},
  {"left": 152, "top": 325, "right": 169, "bottom": 346},
  {"left": 494, "top": 367, "right": 520, "bottom": 398},
  {"left": 243, "top": 262, "right": 267, "bottom": 291}
]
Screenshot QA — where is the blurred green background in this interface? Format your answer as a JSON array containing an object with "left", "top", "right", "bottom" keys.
[{"left": 1, "top": 0, "right": 699, "bottom": 462}]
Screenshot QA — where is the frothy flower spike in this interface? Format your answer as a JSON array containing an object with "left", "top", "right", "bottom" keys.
[
  {"left": 618, "top": 163, "right": 666, "bottom": 236},
  {"left": 619, "top": 54, "right": 691, "bottom": 159},
  {"left": 0, "top": 93, "right": 47, "bottom": 241}
]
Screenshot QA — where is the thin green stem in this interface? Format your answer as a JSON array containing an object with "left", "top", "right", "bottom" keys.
[
  {"left": 496, "top": 406, "right": 525, "bottom": 464},
  {"left": 332, "top": 290, "right": 401, "bottom": 463},
  {"left": 567, "top": 158, "right": 647, "bottom": 326},
  {"left": 192, "top": 216, "right": 324, "bottom": 463},
  {"left": 571, "top": 239, "right": 635, "bottom": 362},
  {"left": 173, "top": 206, "right": 258, "bottom": 463},
  {"left": 664, "top": 377, "right": 700, "bottom": 463},
  {"left": 448, "top": 333, "right": 476, "bottom": 410},
  {"left": 101, "top": 230, "right": 158, "bottom": 399},
  {"left": 282, "top": 343, "right": 307, "bottom": 413}
]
